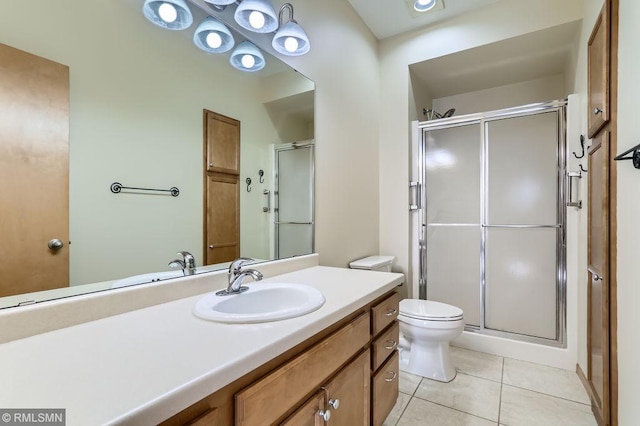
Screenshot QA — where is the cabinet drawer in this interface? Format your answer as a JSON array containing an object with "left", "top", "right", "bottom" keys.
[
  {"left": 371, "top": 351, "right": 399, "bottom": 426},
  {"left": 372, "top": 321, "right": 399, "bottom": 371},
  {"left": 236, "top": 312, "right": 370, "bottom": 426},
  {"left": 371, "top": 292, "right": 400, "bottom": 336}
]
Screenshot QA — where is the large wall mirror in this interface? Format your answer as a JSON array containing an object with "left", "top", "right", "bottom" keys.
[{"left": 0, "top": 0, "right": 315, "bottom": 309}]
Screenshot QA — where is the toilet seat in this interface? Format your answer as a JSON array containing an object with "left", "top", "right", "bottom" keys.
[{"left": 399, "top": 299, "right": 463, "bottom": 322}]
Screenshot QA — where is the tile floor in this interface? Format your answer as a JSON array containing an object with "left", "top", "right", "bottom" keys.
[{"left": 383, "top": 346, "right": 597, "bottom": 426}]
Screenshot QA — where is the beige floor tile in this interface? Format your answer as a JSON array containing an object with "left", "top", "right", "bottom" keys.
[
  {"left": 383, "top": 392, "right": 412, "bottom": 426},
  {"left": 414, "top": 373, "right": 501, "bottom": 422},
  {"left": 451, "top": 346, "right": 504, "bottom": 382},
  {"left": 399, "top": 371, "right": 422, "bottom": 395},
  {"left": 397, "top": 398, "right": 496, "bottom": 426},
  {"left": 500, "top": 384, "right": 596, "bottom": 426},
  {"left": 502, "top": 358, "right": 590, "bottom": 404}
]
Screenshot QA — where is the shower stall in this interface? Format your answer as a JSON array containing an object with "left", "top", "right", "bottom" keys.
[
  {"left": 411, "top": 100, "right": 567, "bottom": 346},
  {"left": 273, "top": 141, "right": 314, "bottom": 259}
]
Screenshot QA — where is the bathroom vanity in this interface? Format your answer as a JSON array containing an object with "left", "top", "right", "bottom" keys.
[{"left": 0, "top": 255, "right": 403, "bottom": 425}]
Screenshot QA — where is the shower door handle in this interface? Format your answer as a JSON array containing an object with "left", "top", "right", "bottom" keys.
[
  {"left": 566, "top": 171, "right": 582, "bottom": 209},
  {"left": 409, "top": 181, "right": 421, "bottom": 211}
]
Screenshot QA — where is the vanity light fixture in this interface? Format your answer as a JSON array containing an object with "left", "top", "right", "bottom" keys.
[
  {"left": 234, "top": 0, "right": 279, "bottom": 33},
  {"left": 272, "top": 3, "right": 310, "bottom": 56},
  {"left": 230, "top": 40, "right": 266, "bottom": 72},
  {"left": 413, "top": 0, "right": 437, "bottom": 12},
  {"left": 203, "top": 0, "right": 236, "bottom": 11},
  {"left": 193, "top": 17, "right": 235, "bottom": 53},
  {"left": 143, "top": 0, "right": 194, "bottom": 30}
]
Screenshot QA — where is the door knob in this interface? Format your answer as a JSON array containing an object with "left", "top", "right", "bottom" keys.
[{"left": 48, "top": 239, "right": 64, "bottom": 250}]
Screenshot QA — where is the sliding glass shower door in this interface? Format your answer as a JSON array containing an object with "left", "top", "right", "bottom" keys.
[
  {"left": 274, "top": 142, "right": 314, "bottom": 258},
  {"left": 419, "top": 102, "right": 566, "bottom": 344}
]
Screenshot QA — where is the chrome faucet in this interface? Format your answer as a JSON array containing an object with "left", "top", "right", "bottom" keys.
[
  {"left": 168, "top": 251, "right": 197, "bottom": 276},
  {"left": 216, "top": 257, "right": 263, "bottom": 296}
]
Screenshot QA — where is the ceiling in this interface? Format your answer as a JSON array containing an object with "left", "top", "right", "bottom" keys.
[
  {"left": 409, "top": 21, "right": 581, "bottom": 99},
  {"left": 347, "top": 0, "right": 503, "bottom": 40}
]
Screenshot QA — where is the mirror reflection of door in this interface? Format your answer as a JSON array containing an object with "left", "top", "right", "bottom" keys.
[
  {"left": 274, "top": 143, "right": 314, "bottom": 258},
  {"left": 0, "top": 43, "right": 69, "bottom": 297},
  {"left": 203, "top": 110, "right": 240, "bottom": 265}
]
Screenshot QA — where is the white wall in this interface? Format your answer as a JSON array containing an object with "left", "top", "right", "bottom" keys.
[
  {"left": 570, "top": 0, "right": 603, "bottom": 374},
  {"left": 615, "top": 0, "right": 640, "bottom": 422},
  {"left": 0, "top": 0, "right": 282, "bottom": 284},
  {"left": 379, "top": 0, "right": 584, "bottom": 292},
  {"left": 432, "top": 74, "right": 566, "bottom": 116},
  {"left": 265, "top": 0, "right": 381, "bottom": 268}
]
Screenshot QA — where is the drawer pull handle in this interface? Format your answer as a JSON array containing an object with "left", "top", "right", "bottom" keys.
[
  {"left": 384, "top": 340, "right": 397, "bottom": 350},
  {"left": 318, "top": 409, "right": 331, "bottom": 421},
  {"left": 384, "top": 308, "right": 397, "bottom": 317},
  {"left": 328, "top": 398, "right": 340, "bottom": 410},
  {"left": 384, "top": 371, "right": 397, "bottom": 382}
]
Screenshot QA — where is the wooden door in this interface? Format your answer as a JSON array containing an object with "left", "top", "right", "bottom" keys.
[
  {"left": 587, "top": 0, "right": 611, "bottom": 138},
  {"left": 204, "top": 174, "right": 239, "bottom": 264},
  {"left": 203, "top": 109, "right": 241, "bottom": 266},
  {"left": 322, "top": 350, "right": 370, "bottom": 426},
  {"left": 204, "top": 110, "right": 240, "bottom": 175},
  {"left": 0, "top": 43, "right": 69, "bottom": 297},
  {"left": 588, "top": 131, "right": 610, "bottom": 425}
]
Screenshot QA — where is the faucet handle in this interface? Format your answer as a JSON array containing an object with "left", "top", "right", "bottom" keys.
[
  {"left": 228, "top": 257, "right": 255, "bottom": 275},
  {"left": 178, "top": 251, "right": 196, "bottom": 268}
]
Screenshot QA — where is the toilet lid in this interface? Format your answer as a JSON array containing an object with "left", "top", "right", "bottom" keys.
[{"left": 400, "top": 299, "right": 463, "bottom": 321}]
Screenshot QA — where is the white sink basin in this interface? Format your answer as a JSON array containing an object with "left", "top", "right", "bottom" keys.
[
  {"left": 193, "top": 283, "right": 326, "bottom": 323},
  {"left": 111, "top": 270, "right": 187, "bottom": 289}
]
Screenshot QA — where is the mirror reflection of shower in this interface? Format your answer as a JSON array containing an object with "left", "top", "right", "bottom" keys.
[{"left": 272, "top": 141, "right": 315, "bottom": 259}]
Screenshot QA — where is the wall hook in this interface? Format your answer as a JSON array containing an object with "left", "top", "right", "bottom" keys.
[
  {"left": 573, "top": 135, "right": 586, "bottom": 159},
  {"left": 579, "top": 164, "right": 588, "bottom": 173},
  {"left": 245, "top": 177, "right": 252, "bottom": 192},
  {"left": 258, "top": 169, "right": 265, "bottom": 183}
]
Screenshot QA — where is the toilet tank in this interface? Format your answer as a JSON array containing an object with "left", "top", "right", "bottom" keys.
[{"left": 349, "top": 256, "right": 395, "bottom": 272}]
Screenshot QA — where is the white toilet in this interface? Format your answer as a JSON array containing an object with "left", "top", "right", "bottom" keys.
[
  {"left": 398, "top": 299, "right": 464, "bottom": 382},
  {"left": 349, "top": 255, "right": 464, "bottom": 382}
]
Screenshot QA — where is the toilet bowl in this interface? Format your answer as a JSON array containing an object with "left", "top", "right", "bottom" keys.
[{"left": 398, "top": 299, "right": 464, "bottom": 382}]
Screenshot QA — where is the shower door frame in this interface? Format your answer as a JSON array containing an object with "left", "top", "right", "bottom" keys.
[
  {"left": 415, "top": 100, "right": 568, "bottom": 347},
  {"left": 273, "top": 140, "right": 315, "bottom": 259}
]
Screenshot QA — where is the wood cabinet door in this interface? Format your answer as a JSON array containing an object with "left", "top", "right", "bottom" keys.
[
  {"left": 204, "top": 110, "right": 240, "bottom": 175},
  {"left": 281, "top": 391, "right": 327, "bottom": 426},
  {"left": 587, "top": 131, "right": 610, "bottom": 425},
  {"left": 204, "top": 174, "right": 239, "bottom": 265},
  {"left": 0, "top": 42, "right": 69, "bottom": 297},
  {"left": 587, "top": 0, "right": 610, "bottom": 138},
  {"left": 322, "top": 350, "right": 370, "bottom": 426}
]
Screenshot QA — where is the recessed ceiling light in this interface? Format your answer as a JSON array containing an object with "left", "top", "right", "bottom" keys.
[
  {"left": 404, "top": 0, "right": 444, "bottom": 18},
  {"left": 414, "top": 0, "right": 436, "bottom": 12}
]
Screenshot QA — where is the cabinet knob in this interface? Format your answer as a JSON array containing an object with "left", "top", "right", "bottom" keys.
[
  {"left": 209, "top": 162, "right": 214, "bottom": 167},
  {"left": 384, "top": 370, "right": 397, "bottom": 382},
  {"left": 384, "top": 308, "right": 397, "bottom": 317},
  {"left": 209, "top": 245, "right": 214, "bottom": 249},
  {"left": 593, "top": 274, "right": 603, "bottom": 282},
  {"left": 318, "top": 409, "right": 331, "bottom": 421},
  {"left": 594, "top": 107, "right": 603, "bottom": 115},
  {"left": 328, "top": 398, "right": 340, "bottom": 410}
]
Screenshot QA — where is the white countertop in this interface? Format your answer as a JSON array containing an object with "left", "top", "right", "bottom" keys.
[{"left": 0, "top": 266, "right": 403, "bottom": 425}]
